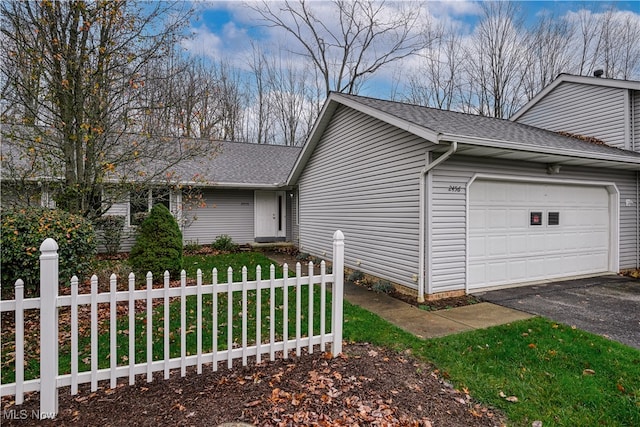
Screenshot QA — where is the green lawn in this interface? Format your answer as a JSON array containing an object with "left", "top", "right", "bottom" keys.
[
  {"left": 2, "top": 251, "right": 639, "bottom": 426},
  {"left": 343, "top": 302, "right": 640, "bottom": 427}
]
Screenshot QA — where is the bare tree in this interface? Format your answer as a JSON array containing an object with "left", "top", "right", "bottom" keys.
[
  {"left": 249, "top": 0, "right": 428, "bottom": 97},
  {"left": 598, "top": 9, "right": 640, "bottom": 79},
  {"left": 266, "top": 55, "right": 317, "bottom": 146},
  {"left": 403, "top": 23, "right": 462, "bottom": 110},
  {"left": 522, "top": 11, "right": 574, "bottom": 100},
  {"left": 248, "top": 45, "right": 276, "bottom": 144},
  {"left": 570, "top": 9, "right": 603, "bottom": 77},
  {"left": 0, "top": 1, "right": 211, "bottom": 219},
  {"left": 466, "top": 1, "right": 528, "bottom": 118}
]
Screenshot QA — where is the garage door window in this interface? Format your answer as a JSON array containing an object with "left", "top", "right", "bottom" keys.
[
  {"left": 548, "top": 211, "right": 560, "bottom": 226},
  {"left": 530, "top": 211, "right": 543, "bottom": 226}
]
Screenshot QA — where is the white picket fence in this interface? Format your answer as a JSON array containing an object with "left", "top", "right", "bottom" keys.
[{"left": 0, "top": 230, "right": 345, "bottom": 419}]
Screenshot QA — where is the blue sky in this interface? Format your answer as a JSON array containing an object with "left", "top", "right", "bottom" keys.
[{"left": 182, "top": 1, "right": 639, "bottom": 97}]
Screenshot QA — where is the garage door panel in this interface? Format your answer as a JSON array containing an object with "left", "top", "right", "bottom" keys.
[
  {"left": 509, "top": 235, "right": 528, "bottom": 254},
  {"left": 468, "top": 180, "right": 611, "bottom": 289}
]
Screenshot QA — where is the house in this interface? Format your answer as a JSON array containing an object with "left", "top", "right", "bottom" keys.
[
  {"left": 287, "top": 92, "right": 640, "bottom": 300},
  {"left": 108, "top": 140, "right": 301, "bottom": 251},
  {"left": 511, "top": 73, "right": 640, "bottom": 151},
  {"left": 1, "top": 139, "right": 301, "bottom": 251}
]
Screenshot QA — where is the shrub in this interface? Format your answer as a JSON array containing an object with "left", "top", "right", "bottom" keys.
[
  {"left": 129, "top": 204, "right": 183, "bottom": 280},
  {"left": 93, "top": 215, "right": 125, "bottom": 255},
  {"left": 347, "top": 270, "right": 364, "bottom": 282},
  {"left": 296, "top": 252, "right": 310, "bottom": 261},
  {"left": 372, "top": 280, "right": 394, "bottom": 294},
  {"left": 211, "top": 234, "right": 238, "bottom": 252},
  {"left": 1, "top": 208, "right": 97, "bottom": 292},
  {"left": 184, "top": 240, "right": 201, "bottom": 253}
]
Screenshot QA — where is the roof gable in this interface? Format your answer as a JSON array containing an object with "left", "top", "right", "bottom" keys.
[{"left": 511, "top": 73, "right": 640, "bottom": 121}]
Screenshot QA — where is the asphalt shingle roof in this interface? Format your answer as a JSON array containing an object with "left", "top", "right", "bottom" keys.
[
  {"left": 173, "top": 140, "right": 302, "bottom": 186},
  {"left": 336, "top": 93, "right": 640, "bottom": 160},
  {"left": 1, "top": 133, "right": 301, "bottom": 187}
]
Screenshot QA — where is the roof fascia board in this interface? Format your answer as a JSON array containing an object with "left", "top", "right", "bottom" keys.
[
  {"left": 331, "top": 94, "right": 442, "bottom": 143},
  {"left": 510, "top": 74, "right": 640, "bottom": 121},
  {"left": 440, "top": 132, "right": 640, "bottom": 167},
  {"left": 191, "top": 182, "right": 283, "bottom": 189},
  {"left": 0, "top": 175, "right": 283, "bottom": 189}
]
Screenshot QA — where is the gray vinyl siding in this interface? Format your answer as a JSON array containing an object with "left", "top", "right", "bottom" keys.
[
  {"left": 429, "top": 156, "right": 638, "bottom": 293},
  {"left": 516, "top": 82, "right": 628, "bottom": 149},
  {"left": 634, "top": 90, "right": 640, "bottom": 151},
  {"left": 183, "top": 189, "right": 254, "bottom": 245},
  {"left": 286, "top": 191, "right": 293, "bottom": 241},
  {"left": 291, "top": 190, "right": 299, "bottom": 245},
  {"left": 297, "top": 105, "right": 433, "bottom": 289}
]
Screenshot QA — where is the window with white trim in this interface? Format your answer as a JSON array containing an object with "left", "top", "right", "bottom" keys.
[{"left": 129, "top": 188, "right": 171, "bottom": 226}]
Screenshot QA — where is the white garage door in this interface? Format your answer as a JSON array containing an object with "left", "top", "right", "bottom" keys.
[{"left": 468, "top": 180, "right": 611, "bottom": 289}]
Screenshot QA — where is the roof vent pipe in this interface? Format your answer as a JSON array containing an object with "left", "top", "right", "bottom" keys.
[{"left": 594, "top": 69, "right": 604, "bottom": 78}]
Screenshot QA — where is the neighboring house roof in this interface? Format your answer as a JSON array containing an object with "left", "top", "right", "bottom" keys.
[
  {"left": 174, "top": 140, "right": 301, "bottom": 188},
  {"left": 510, "top": 73, "right": 640, "bottom": 121},
  {"left": 288, "top": 92, "right": 640, "bottom": 184}
]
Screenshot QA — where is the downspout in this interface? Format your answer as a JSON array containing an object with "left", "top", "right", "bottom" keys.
[{"left": 418, "top": 139, "right": 457, "bottom": 302}]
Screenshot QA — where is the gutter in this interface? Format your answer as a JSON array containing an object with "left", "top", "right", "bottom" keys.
[
  {"left": 441, "top": 133, "right": 640, "bottom": 166},
  {"left": 418, "top": 139, "right": 457, "bottom": 302}
]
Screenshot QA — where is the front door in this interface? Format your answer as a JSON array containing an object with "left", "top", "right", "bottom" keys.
[{"left": 254, "top": 191, "right": 286, "bottom": 242}]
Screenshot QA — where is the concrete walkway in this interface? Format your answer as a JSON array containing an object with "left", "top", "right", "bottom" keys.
[
  {"left": 262, "top": 251, "right": 533, "bottom": 339},
  {"left": 344, "top": 281, "right": 534, "bottom": 339}
]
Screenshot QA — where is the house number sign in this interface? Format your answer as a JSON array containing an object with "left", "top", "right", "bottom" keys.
[{"left": 448, "top": 185, "right": 462, "bottom": 192}]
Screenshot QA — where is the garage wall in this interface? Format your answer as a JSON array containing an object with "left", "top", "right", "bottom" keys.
[
  {"left": 429, "top": 156, "right": 638, "bottom": 293},
  {"left": 297, "top": 105, "right": 433, "bottom": 289},
  {"left": 515, "top": 82, "right": 628, "bottom": 149}
]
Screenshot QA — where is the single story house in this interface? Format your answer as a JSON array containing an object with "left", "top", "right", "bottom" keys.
[
  {"left": 287, "top": 92, "right": 640, "bottom": 300},
  {"left": 1, "top": 139, "right": 301, "bottom": 251},
  {"left": 100, "top": 141, "right": 301, "bottom": 251}
]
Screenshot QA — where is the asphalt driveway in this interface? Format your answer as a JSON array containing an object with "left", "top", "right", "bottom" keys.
[{"left": 474, "top": 275, "right": 640, "bottom": 350}]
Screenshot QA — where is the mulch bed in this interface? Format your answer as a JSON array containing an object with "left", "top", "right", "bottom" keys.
[{"left": 2, "top": 343, "right": 505, "bottom": 426}]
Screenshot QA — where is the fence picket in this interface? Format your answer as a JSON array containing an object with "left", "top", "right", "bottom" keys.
[
  {"left": 255, "top": 266, "right": 262, "bottom": 364},
  {"left": 320, "top": 261, "right": 327, "bottom": 352},
  {"left": 308, "top": 261, "right": 314, "bottom": 354},
  {"left": 164, "top": 271, "right": 170, "bottom": 380},
  {"left": 242, "top": 266, "right": 248, "bottom": 367},
  {"left": 14, "top": 280, "right": 24, "bottom": 405},
  {"left": 128, "top": 273, "right": 135, "bottom": 386},
  {"left": 269, "top": 264, "right": 276, "bottom": 361},
  {"left": 197, "top": 269, "right": 203, "bottom": 375},
  {"left": 227, "top": 267, "right": 233, "bottom": 369},
  {"left": 110, "top": 274, "right": 117, "bottom": 389},
  {"left": 146, "top": 272, "right": 153, "bottom": 383},
  {"left": 295, "top": 262, "right": 302, "bottom": 357},
  {"left": 1, "top": 232, "right": 345, "bottom": 420},
  {"left": 283, "top": 263, "right": 289, "bottom": 359},
  {"left": 181, "top": 270, "right": 187, "bottom": 377},
  {"left": 91, "top": 275, "right": 98, "bottom": 392},
  {"left": 70, "top": 276, "right": 79, "bottom": 395},
  {"left": 212, "top": 268, "right": 218, "bottom": 372}
]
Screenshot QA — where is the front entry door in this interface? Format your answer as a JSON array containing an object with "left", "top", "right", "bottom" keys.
[{"left": 254, "top": 191, "right": 286, "bottom": 242}]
